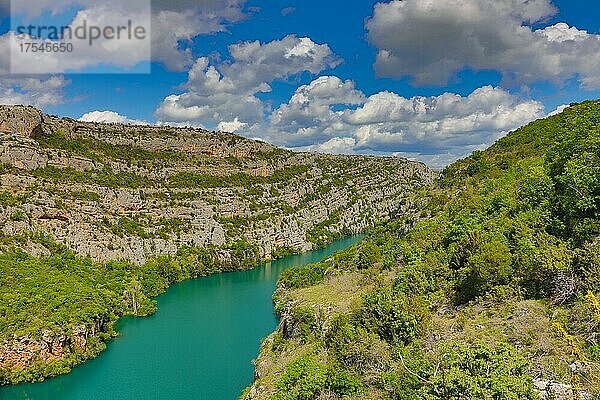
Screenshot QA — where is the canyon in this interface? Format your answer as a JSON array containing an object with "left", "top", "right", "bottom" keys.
[{"left": 0, "top": 105, "right": 434, "bottom": 383}]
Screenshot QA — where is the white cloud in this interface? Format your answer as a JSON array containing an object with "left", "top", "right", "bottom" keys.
[
  {"left": 247, "top": 80, "right": 544, "bottom": 168},
  {"left": 197, "top": 36, "right": 340, "bottom": 93},
  {"left": 268, "top": 76, "right": 365, "bottom": 143},
  {"left": 0, "top": 76, "right": 69, "bottom": 108},
  {"left": 347, "top": 86, "right": 543, "bottom": 142},
  {"left": 548, "top": 104, "right": 569, "bottom": 116},
  {"left": 293, "top": 137, "right": 357, "bottom": 155},
  {"left": 0, "top": 1, "right": 279, "bottom": 120},
  {"left": 281, "top": 7, "right": 296, "bottom": 16},
  {"left": 366, "top": 0, "right": 600, "bottom": 88},
  {"left": 156, "top": 35, "right": 340, "bottom": 126},
  {"left": 79, "top": 110, "right": 148, "bottom": 125},
  {"left": 151, "top": 0, "right": 248, "bottom": 71},
  {"left": 218, "top": 118, "right": 247, "bottom": 133},
  {"left": 348, "top": 86, "right": 544, "bottom": 154},
  {"left": 6, "top": 1, "right": 152, "bottom": 74}
]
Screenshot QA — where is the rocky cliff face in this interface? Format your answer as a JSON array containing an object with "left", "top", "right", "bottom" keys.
[
  {"left": 0, "top": 327, "right": 88, "bottom": 371},
  {"left": 0, "top": 105, "right": 435, "bottom": 378},
  {"left": 0, "top": 105, "right": 435, "bottom": 265}
]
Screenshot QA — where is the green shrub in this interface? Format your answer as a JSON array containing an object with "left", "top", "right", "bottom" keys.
[
  {"left": 360, "top": 288, "right": 427, "bottom": 345},
  {"left": 356, "top": 240, "right": 382, "bottom": 269},
  {"left": 274, "top": 356, "right": 328, "bottom": 400},
  {"left": 273, "top": 355, "right": 363, "bottom": 400},
  {"left": 278, "top": 262, "right": 328, "bottom": 289},
  {"left": 111, "top": 217, "right": 150, "bottom": 238},
  {"left": 423, "top": 341, "right": 539, "bottom": 400},
  {"left": 574, "top": 241, "right": 600, "bottom": 292}
]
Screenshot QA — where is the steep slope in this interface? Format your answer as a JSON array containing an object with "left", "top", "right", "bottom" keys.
[
  {"left": 0, "top": 106, "right": 434, "bottom": 384},
  {"left": 0, "top": 105, "right": 434, "bottom": 263},
  {"left": 244, "top": 101, "right": 600, "bottom": 400}
]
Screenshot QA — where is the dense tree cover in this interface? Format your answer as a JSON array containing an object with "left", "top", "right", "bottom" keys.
[
  {"left": 0, "top": 239, "right": 260, "bottom": 384},
  {"left": 265, "top": 101, "right": 600, "bottom": 399}
]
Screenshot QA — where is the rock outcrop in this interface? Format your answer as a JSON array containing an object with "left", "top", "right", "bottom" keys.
[
  {"left": 0, "top": 326, "right": 88, "bottom": 370},
  {"left": 0, "top": 105, "right": 46, "bottom": 137}
]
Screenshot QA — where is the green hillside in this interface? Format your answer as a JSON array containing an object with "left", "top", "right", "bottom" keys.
[{"left": 245, "top": 101, "right": 600, "bottom": 399}]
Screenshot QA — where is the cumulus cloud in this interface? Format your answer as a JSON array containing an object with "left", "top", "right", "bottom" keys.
[
  {"left": 156, "top": 35, "right": 341, "bottom": 126},
  {"left": 0, "top": 76, "right": 69, "bottom": 108},
  {"left": 0, "top": 0, "right": 249, "bottom": 106},
  {"left": 151, "top": 0, "right": 248, "bottom": 70},
  {"left": 366, "top": 0, "right": 600, "bottom": 88},
  {"left": 294, "top": 137, "right": 358, "bottom": 155},
  {"left": 346, "top": 86, "right": 544, "bottom": 149},
  {"left": 5, "top": 1, "right": 151, "bottom": 74},
  {"left": 548, "top": 104, "right": 569, "bottom": 116},
  {"left": 218, "top": 118, "right": 247, "bottom": 133},
  {"left": 267, "top": 76, "right": 365, "bottom": 145},
  {"left": 251, "top": 80, "right": 544, "bottom": 168},
  {"left": 79, "top": 110, "right": 148, "bottom": 125}
]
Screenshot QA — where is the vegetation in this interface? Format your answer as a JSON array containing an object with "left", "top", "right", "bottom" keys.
[
  {"left": 272, "top": 355, "right": 362, "bottom": 400},
  {"left": 61, "top": 190, "right": 101, "bottom": 203},
  {"left": 0, "top": 239, "right": 260, "bottom": 385},
  {"left": 249, "top": 101, "right": 600, "bottom": 399},
  {"left": 169, "top": 166, "right": 310, "bottom": 189},
  {"left": 0, "top": 191, "right": 23, "bottom": 206},
  {"left": 115, "top": 218, "right": 144, "bottom": 238},
  {"left": 0, "top": 106, "right": 429, "bottom": 387},
  {"left": 33, "top": 166, "right": 153, "bottom": 189},
  {"left": 34, "top": 129, "right": 184, "bottom": 164},
  {"left": 305, "top": 209, "right": 345, "bottom": 247}
]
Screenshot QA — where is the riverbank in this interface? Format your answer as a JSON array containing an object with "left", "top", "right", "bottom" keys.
[
  {"left": 0, "top": 236, "right": 363, "bottom": 400},
  {"left": 0, "top": 239, "right": 263, "bottom": 385}
]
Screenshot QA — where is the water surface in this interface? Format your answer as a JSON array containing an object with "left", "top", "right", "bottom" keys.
[{"left": 1, "top": 236, "right": 363, "bottom": 400}]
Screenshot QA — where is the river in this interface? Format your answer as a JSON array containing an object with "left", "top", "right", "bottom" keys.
[{"left": 0, "top": 236, "right": 363, "bottom": 400}]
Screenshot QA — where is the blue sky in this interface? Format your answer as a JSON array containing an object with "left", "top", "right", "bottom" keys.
[
  {"left": 53, "top": 0, "right": 600, "bottom": 119},
  {"left": 1, "top": 0, "right": 600, "bottom": 167}
]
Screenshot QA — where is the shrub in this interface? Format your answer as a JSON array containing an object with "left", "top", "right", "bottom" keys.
[
  {"left": 278, "top": 262, "right": 328, "bottom": 289},
  {"left": 273, "top": 355, "right": 363, "bottom": 400},
  {"left": 455, "top": 232, "right": 514, "bottom": 302},
  {"left": 422, "top": 341, "right": 539, "bottom": 400},
  {"left": 574, "top": 240, "right": 600, "bottom": 292},
  {"left": 360, "top": 287, "right": 426, "bottom": 345},
  {"left": 356, "top": 240, "right": 382, "bottom": 269},
  {"left": 274, "top": 356, "right": 328, "bottom": 400}
]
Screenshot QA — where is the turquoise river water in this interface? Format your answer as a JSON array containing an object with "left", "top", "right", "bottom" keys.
[{"left": 0, "top": 236, "right": 363, "bottom": 400}]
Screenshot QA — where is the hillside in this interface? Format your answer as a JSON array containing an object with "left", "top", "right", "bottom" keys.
[
  {"left": 0, "top": 105, "right": 434, "bottom": 384},
  {"left": 244, "top": 101, "right": 600, "bottom": 400}
]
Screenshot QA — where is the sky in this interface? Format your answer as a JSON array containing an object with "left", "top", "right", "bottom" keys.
[{"left": 1, "top": 0, "right": 599, "bottom": 168}]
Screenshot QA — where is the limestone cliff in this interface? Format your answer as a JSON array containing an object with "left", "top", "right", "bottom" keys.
[
  {"left": 0, "top": 105, "right": 435, "bottom": 264},
  {"left": 0, "top": 105, "right": 435, "bottom": 382}
]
